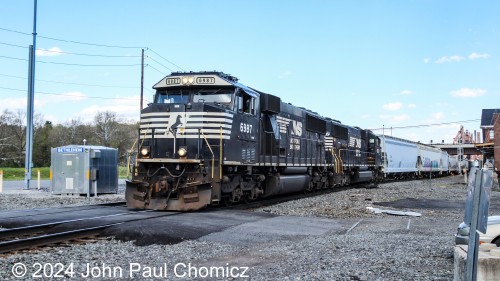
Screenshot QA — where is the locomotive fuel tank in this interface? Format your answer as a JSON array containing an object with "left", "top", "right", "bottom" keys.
[{"left": 264, "top": 174, "right": 310, "bottom": 197}]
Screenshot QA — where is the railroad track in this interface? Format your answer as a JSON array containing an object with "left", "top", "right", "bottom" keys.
[
  {"left": 0, "top": 208, "right": 180, "bottom": 254},
  {"left": 0, "top": 201, "right": 127, "bottom": 220}
]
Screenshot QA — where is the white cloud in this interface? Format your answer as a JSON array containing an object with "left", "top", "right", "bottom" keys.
[
  {"left": 0, "top": 97, "right": 27, "bottom": 111},
  {"left": 423, "top": 58, "right": 430, "bottom": 64},
  {"left": 400, "top": 90, "right": 412, "bottom": 95},
  {"left": 46, "top": 92, "right": 87, "bottom": 102},
  {"left": 435, "top": 55, "right": 465, "bottom": 64},
  {"left": 468, "top": 52, "right": 490, "bottom": 60},
  {"left": 78, "top": 95, "right": 140, "bottom": 122},
  {"left": 382, "top": 102, "right": 403, "bottom": 111},
  {"left": 450, "top": 88, "right": 486, "bottom": 98},
  {"left": 34, "top": 92, "right": 88, "bottom": 107},
  {"left": 408, "top": 104, "right": 416, "bottom": 108},
  {"left": 36, "top": 47, "right": 64, "bottom": 57}
]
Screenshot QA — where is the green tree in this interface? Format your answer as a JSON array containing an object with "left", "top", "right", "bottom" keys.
[{"left": 33, "top": 121, "right": 53, "bottom": 166}]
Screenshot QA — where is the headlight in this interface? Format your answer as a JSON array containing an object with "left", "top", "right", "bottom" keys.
[
  {"left": 140, "top": 146, "right": 150, "bottom": 157},
  {"left": 182, "top": 76, "right": 194, "bottom": 85},
  {"left": 458, "top": 226, "right": 470, "bottom": 236},
  {"left": 177, "top": 147, "right": 187, "bottom": 157}
]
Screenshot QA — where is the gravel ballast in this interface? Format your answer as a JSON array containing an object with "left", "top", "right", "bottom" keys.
[{"left": 1, "top": 175, "right": 499, "bottom": 280}]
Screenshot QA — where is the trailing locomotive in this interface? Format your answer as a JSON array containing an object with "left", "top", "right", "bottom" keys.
[{"left": 126, "top": 71, "right": 382, "bottom": 210}]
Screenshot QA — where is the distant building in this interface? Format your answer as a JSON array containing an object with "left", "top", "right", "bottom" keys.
[
  {"left": 480, "top": 108, "right": 500, "bottom": 143},
  {"left": 478, "top": 109, "right": 499, "bottom": 176},
  {"left": 453, "top": 125, "right": 475, "bottom": 144}
]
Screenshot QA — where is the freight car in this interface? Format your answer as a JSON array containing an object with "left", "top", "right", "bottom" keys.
[
  {"left": 126, "top": 71, "right": 383, "bottom": 210},
  {"left": 379, "top": 135, "right": 418, "bottom": 179},
  {"left": 378, "top": 135, "right": 454, "bottom": 179},
  {"left": 417, "top": 143, "right": 447, "bottom": 176}
]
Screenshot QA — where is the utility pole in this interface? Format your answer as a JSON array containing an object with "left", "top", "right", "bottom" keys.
[
  {"left": 140, "top": 49, "right": 144, "bottom": 110},
  {"left": 24, "top": 0, "right": 37, "bottom": 189}
]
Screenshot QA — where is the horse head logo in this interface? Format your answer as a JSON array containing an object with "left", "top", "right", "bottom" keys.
[{"left": 165, "top": 114, "right": 183, "bottom": 135}]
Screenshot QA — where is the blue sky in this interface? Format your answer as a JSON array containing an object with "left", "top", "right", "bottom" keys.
[{"left": 1, "top": 0, "right": 499, "bottom": 144}]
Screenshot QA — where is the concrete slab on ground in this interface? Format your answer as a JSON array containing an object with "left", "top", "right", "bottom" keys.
[
  {"left": 454, "top": 245, "right": 500, "bottom": 281},
  {"left": 199, "top": 215, "right": 343, "bottom": 246}
]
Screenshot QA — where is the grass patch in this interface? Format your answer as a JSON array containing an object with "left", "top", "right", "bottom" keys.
[
  {"left": 118, "top": 166, "right": 130, "bottom": 179},
  {"left": 0, "top": 167, "right": 50, "bottom": 180},
  {"left": 1, "top": 166, "right": 129, "bottom": 181}
]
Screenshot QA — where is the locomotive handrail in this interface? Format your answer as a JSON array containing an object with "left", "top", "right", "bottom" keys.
[
  {"left": 331, "top": 149, "right": 343, "bottom": 173},
  {"left": 127, "top": 137, "right": 139, "bottom": 179},
  {"left": 200, "top": 129, "right": 215, "bottom": 178},
  {"left": 219, "top": 126, "right": 222, "bottom": 179}
]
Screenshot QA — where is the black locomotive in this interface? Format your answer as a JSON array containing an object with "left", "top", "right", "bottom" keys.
[{"left": 126, "top": 71, "right": 382, "bottom": 210}]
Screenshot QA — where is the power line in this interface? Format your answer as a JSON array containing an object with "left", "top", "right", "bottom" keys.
[
  {"left": 148, "top": 48, "right": 184, "bottom": 71},
  {"left": 37, "top": 60, "right": 142, "bottom": 67},
  {"left": 0, "top": 73, "right": 139, "bottom": 89},
  {"left": 369, "top": 119, "right": 481, "bottom": 131},
  {"left": 0, "top": 86, "right": 140, "bottom": 101},
  {"left": 1, "top": 41, "right": 141, "bottom": 58},
  {"left": 147, "top": 56, "right": 175, "bottom": 72},
  {"left": 37, "top": 91, "right": 140, "bottom": 100},
  {"left": 0, "top": 55, "right": 28, "bottom": 61},
  {"left": 146, "top": 64, "right": 168, "bottom": 76},
  {"left": 1, "top": 26, "right": 184, "bottom": 70},
  {"left": 0, "top": 41, "right": 28, "bottom": 49},
  {"left": 38, "top": 35, "right": 146, "bottom": 49},
  {"left": 1, "top": 55, "right": 141, "bottom": 67},
  {"left": 2, "top": 25, "right": 143, "bottom": 49},
  {"left": 37, "top": 48, "right": 142, "bottom": 58},
  {"left": 0, "top": 27, "right": 31, "bottom": 36}
]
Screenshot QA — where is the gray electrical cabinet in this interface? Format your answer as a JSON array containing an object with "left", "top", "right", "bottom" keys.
[{"left": 51, "top": 145, "right": 118, "bottom": 196}]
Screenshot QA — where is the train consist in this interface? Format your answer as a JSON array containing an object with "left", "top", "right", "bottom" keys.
[
  {"left": 126, "top": 71, "right": 459, "bottom": 211},
  {"left": 379, "top": 135, "right": 460, "bottom": 178}
]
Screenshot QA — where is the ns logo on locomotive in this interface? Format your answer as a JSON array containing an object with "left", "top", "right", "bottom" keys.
[{"left": 126, "top": 71, "right": 451, "bottom": 211}]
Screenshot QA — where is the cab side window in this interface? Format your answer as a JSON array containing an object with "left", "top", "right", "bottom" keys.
[
  {"left": 235, "top": 91, "right": 255, "bottom": 115},
  {"left": 243, "top": 94, "right": 254, "bottom": 114}
]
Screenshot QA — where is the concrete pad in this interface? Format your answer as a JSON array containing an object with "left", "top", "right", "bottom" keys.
[
  {"left": 199, "top": 215, "right": 343, "bottom": 246},
  {"left": 454, "top": 245, "right": 500, "bottom": 281}
]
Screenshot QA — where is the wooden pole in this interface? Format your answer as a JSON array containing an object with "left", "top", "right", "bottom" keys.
[{"left": 140, "top": 48, "right": 144, "bottom": 110}]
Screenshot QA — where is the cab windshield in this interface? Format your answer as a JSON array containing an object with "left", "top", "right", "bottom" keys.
[{"left": 155, "top": 88, "right": 233, "bottom": 105}]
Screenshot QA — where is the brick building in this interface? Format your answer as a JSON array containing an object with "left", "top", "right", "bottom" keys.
[
  {"left": 494, "top": 113, "right": 500, "bottom": 175},
  {"left": 479, "top": 109, "right": 499, "bottom": 175},
  {"left": 481, "top": 109, "right": 500, "bottom": 142}
]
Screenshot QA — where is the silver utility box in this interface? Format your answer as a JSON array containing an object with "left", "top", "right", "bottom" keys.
[{"left": 51, "top": 145, "right": 118, "bottom": 195}]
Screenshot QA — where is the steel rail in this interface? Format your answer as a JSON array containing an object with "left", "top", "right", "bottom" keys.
[
  {"left": 0, "top": 223, "right": 123, "bottom": 254},
  {"left": 0, "top": 211, "right": 181, "bottom": 254},
  {"left": 0, "top": 201, "right": 126, "bottom": 220},
  {"left": 0, "top": 210, "right": 153, "bottom": 240}
]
